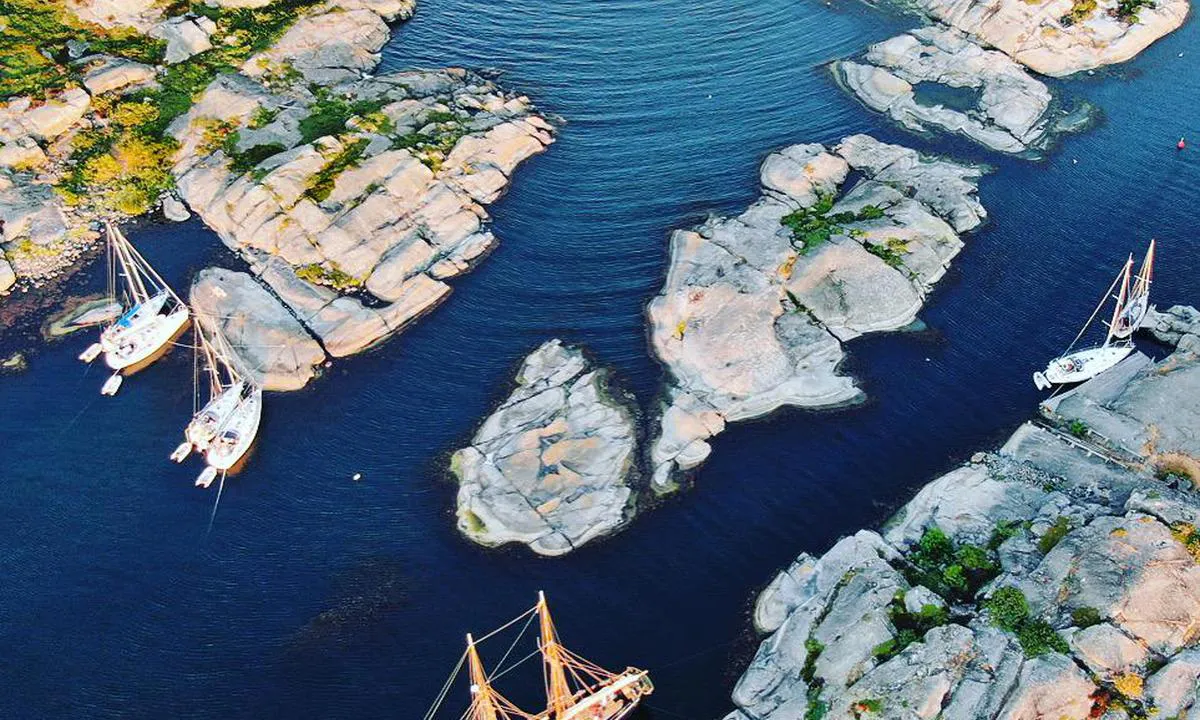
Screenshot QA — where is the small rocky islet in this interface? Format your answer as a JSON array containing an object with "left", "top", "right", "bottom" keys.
[{"left": 451, "top": 340, "right": 639, "bottom": 557}]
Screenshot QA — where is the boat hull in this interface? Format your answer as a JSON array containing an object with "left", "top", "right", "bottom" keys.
[
  {"left": 185, "top": 381, "right": 249, "bottom": 451},
  {"left": 205, "top": 389, "right": 262, "bottom": 472},
  {"left": 1035, "top": 345, "right": 1134, "bottom": 389},
  {"left": 557, "top": 670, "right": 653, "bottom": 720},
  {"left": 103, "top": 306, "right": 190, "bottom": 371}
]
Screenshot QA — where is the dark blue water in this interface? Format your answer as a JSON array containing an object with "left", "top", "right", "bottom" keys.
[{"left": 2, "top": 1, "right": 1198, "bottom": 717}]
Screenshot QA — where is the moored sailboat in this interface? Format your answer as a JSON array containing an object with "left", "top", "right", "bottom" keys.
[
  {"left": 1033, "top": 246, "right": 1155, "bottom": 390},
  {"left": 427, "top": 592, "right": 653, "bottom": 720},
  {"left": 79, "top": 222, "right": 190, "bottom": 395},
  {"left": 170, "top": 320, "right": 263, "bottom": 488}
]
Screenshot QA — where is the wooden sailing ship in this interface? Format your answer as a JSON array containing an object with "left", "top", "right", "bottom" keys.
[{"left": 429, "top": 593, "right": 652, "bottom": 720}]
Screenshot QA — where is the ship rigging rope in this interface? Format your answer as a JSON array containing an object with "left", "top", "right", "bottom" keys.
[
  {"left": 423, "top": 605, "right": 540, "bottom": 720},
  {"left": 1062, "top": 261, "right": 1127, "bottom": 356}
]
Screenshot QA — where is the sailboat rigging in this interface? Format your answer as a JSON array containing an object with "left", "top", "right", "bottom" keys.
[
  {"left": 169, "top": 319, "right": 263, "bottom": 488},
  {"left": 78, "top": 222, "right": 190, "bottom": 395},
  {"left": 427, "top": 593, "right": 653, "bottom": 720},
  {"left": 1033, "top": 242, "right": 1156, "bottom": 391},
  {"left": 1112, "top": 239, "right": 1155, "bottom": 340}
]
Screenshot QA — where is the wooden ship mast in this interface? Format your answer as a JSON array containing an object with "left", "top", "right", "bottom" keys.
[{"left": 448, "top": 592, "right": 653, "bottom": 720}]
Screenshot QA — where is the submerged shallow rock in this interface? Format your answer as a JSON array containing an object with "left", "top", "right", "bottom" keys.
[
  {"left": 913, "top": 0, "right": 1190, "bottom": 77},
  {"left": 451, "top": 340, "right": 638, "bottom": 557},
  {"left": 726, "top": 340, "right": 1200, "bottom": 720},
  {"left": 173, "top": 0, "right": 553, "bottom": 389},
  {"left": 648, "top": 134, "right": 986, "bottom": 491},
  {"left": 834, "top": 26, "right": 1089, "bottom": 156}
]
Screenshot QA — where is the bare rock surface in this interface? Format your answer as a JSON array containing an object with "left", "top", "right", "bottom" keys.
[
  {"left": 912, "top": 0, "right": 1190, "bottom": 77},
  {"left": 648, "top": 135, "right": 986, "bottom": 491},
  {"left": 834, "top": 26, "right": 1090, "bottom": 156},
  {"left": 451, "top": 340, "right": 638, "bottom": 556},
  {"left": 726, "top": 344, "right": 1200, "bottom": 720},
  {"left": 150, "top": 15, "right": 217, "bottom": 64},
  {"left": 189, "top": 267, "right": 325, "bottom": 391},
  {"left": 171, "top": 0, "right": 552, "bottom": 388}
]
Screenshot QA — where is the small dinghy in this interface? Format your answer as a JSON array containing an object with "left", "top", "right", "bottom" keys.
[
  {"left": 1033, "top": 243, "right": 1155, "bottom": 390},
  {"left": 173, "top": 320, "right": 262, "bottom": 487},
  {"left": 82, "top": 222, "right": 190, "bottom": 395}
]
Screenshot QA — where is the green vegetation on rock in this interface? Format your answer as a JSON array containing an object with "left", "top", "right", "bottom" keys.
[
  {"left": 299, "top": 93, "right": 387, "bottom": 144},
  {"left": 1038, "top": 516, "right": 1072, "bottom": 554},
  {"left": 780, "top": 194, "right": 888, "bottom": 256},
  {"left": 864, "top": 238, "right": 908, "bottom": 269},
  {"left": 16, "top": 0, "right": 323, "bottom": 221},
  {"left": 901, "top": 526, "right": 999, "bottom": 602},
  {"left": 295, "top": 261, "right": 362, "bottom": 291},
  {"left": 986, "top": 586, "right": 1069, "bottom": 657},
  {"left": 872, "top": 591, "right": 950, "bottom": 662},
  {"left": 1071, "top": 606, "right": 1103, "bottom": 628},
  {"left": 304, "top": 137, "right": 369, "bottom": 202},
  {"left": 0, "top": 0, "right": 165, "bottom": 98}
]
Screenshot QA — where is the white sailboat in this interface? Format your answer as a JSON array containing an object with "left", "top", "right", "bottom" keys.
[
  {"left": 170, "top": 320, "right": 263, "bottom": 488},
  {"left": 1033, "top": 252, "right": 1142, "bottom": 390},
  {"left": 79, "top": 222, "right": 190, "bottom": 395}
]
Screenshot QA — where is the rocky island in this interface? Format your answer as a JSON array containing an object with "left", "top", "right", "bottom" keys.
[
  {"left": 451, "top": 340, "right": 639, "bottom": 557},
  {"left": 834, "top": 27, "right": 1091, "bottom": 156},
  {"left": 914, "top": 0, "right": 1190, "bottom": 78},
  {"left": 725, "top": 310, "right": 1200, "bottom": 720},
  {"left": 648, "top": 134, "right": 987, "bottom": 491},
  {"left": 0, "top": 0, "right": 553, "bottom": 390}
]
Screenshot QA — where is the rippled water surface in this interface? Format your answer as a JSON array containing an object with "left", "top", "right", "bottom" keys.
[{"left": 2, "top": 1, "right": 1198, "bottom": 717}]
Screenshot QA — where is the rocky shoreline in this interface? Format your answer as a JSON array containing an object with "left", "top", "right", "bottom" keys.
[
  {"left": 0, "top": 0, "right": 553, "bottom": 391},
  {"left": 647, "top": 135, "right": 987, "bottom": 492},
  {"left": 450, "top": 340, "right": 639, "bottom": 557},
  {"left": 725, "top": 311, "right": 1200, "bottom": 720}
]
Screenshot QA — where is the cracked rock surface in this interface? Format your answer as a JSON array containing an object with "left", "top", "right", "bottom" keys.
[
  {"left": 451, "top": 340, "right": 638, "bottom": 557},
  {"left": 171, "top": 0, "right": 554, "bottom": 388},
  {"left": 912, "top": 0, "right": 1190, "bottom": 77},
  {"left": 647, "top": 134, "right": 986, "bottom": 491},
  {"left": 725, "top": 334, "right": 1200, "bottom": 720}
]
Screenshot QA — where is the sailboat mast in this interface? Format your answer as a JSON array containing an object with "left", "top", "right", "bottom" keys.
[
  {"left": 538, "top": 592, "right": 574, "bottom": 718},
  {"left": 467, "top": 635, "right": 500, "bottom": 720},
  {"left": 1134, "top": 239, "right": 1155, "bottom": 297},
  {"left": 109, "top": 223, "right": 151, "bottom": 305},
  {"left": 1105, "top": 257, "right": 1133, "bottom": 345}
]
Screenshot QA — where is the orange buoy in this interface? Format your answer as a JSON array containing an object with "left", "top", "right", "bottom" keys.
[{"left": 1179, "top": 137, "right": 1187, "bottom": 150}]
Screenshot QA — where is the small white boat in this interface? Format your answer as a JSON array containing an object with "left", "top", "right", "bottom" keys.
[
  {"left": 1033, "top": 245, "right": 1154, "bottom": 391},
  {"left": 84, "top": 222, "right": 190, "bottom": 394},
  {"left": 1034, "top": 344, "right": 1134, "bottom": 389}
]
